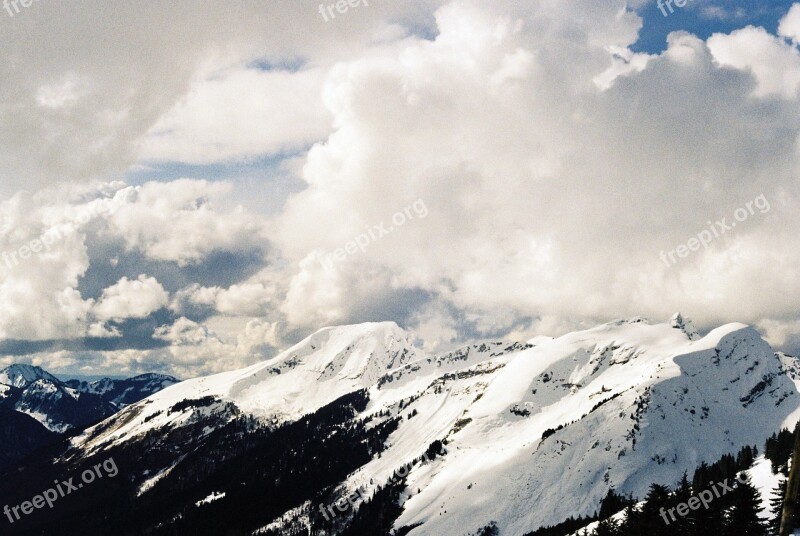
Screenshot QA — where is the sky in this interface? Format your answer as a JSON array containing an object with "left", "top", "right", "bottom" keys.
[{"left": 0, "top": 0, "right": 799, "bottom": 378}]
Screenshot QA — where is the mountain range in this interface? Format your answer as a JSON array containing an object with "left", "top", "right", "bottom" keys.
[
  {"left": 0, "top": 315, "right": 798, "bottom": 535},
  {"left": 0, "top": 364, "right": 179, "bottom": 473}
]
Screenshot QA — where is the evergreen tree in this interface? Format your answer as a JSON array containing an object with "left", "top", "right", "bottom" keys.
[
  {"left": 673, "top": 472, "right": 694, "bottom": 536},
  {"left": 691, "top": 481, "right": 727, "bottom": 536},
  {"left": 765, "top": 429, "right": 794, "bottom": 475},
  {"left": 639, "top": 484, "right": 673, "bottom": 536},
  {"left": 737, "top": 446, "right": 756, "bottom": 470},
  {"left": 674, "top": 472, "right": 692, "bottom": 503},
  {"left": 693, "top": 462, "right": 710, "bottom": 490},
  {"left": 726, "top": 473, "right": 767, "bottom": 536},
  {"left": 599, "top": 488, "right": 632, "bottom": 520},
  {"left": 620, "top": 503, "right": 645, "bottom": 536},
  {"left": 593, "top": 517, "right": 620, "bottom": 536},
  {"left": 769, "top": 479, "right": 787, "bottom": 536}
]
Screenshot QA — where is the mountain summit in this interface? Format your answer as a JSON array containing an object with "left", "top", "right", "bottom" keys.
[
  {"left": 670, "top": 312, "right": 701, "bottom": 341},
  {"left": 0, "top": 364, "right": 60, "bottom": 388}
]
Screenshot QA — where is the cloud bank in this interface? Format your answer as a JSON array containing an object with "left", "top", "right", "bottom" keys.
[{"left": 1, "top": 0, "right": 799, "bottom": 377}]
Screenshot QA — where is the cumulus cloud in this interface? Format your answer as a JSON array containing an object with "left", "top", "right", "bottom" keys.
[
  {"left": 170, "top": 282, "right": 275, "bottom": 318},
  {"left": 4, "top": 0, "right": 800, "bottom": 377},
  {"left": 106, "top": 179, "right": 267, "bottom": 265},
  {"left": 0, "top": 185, "right": 110, "bottom": 340},
  {"left": 93, "top": 275, "right": 169, "bottom": 322},
  {"left": 0, "top": 179, "right": 273, "bottom": 345},
  {"left": 139, "top": 65, "right": 333, "bottom": 164},
  {"left": 0, "top": 0, "right": 445, "bottom": 197},
  {"left": 154, "top": 317, "right": 213, "bottom": 345},
  {"left": 273, "top": 0, "right": 800, "bottom": 347},
  {"left": 779, "top": 3, "right": 800, "bottom": 43},
  {"left": 708, "top": 25, "right": 800, "bottom": 99},
  {"left": 148, "top": 316, "right": 282, "bottom": 375}
]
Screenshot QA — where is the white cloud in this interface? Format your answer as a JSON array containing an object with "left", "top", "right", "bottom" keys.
[
  {"left": 147, "top": 316, "right": 282, "bottom": 375},
  {"left": 35, "top": 73, "right": 85, "bottom": 110},
  {"left": 758, "top": 318, "right": 800, "bottom": 348},
  {"left": 5, "top": 1, "right": 800, "bottom": 378},
  {"left": 408, "top": 302, "right": 460, "bottom": 353},
  {"left": 779, "top": 3, "right": 800, "bottom": 43},
  {"left": 594, "top": 45, "right": 653, "bottom": 90},
  {"left": 154, "top": 317, "right": 212, "bottom": 345},
  {"left": 0, "top": 0, "right": 446, "bottom": 197},
  {"left": 0, "top": 189, "right": 99, "bottom": 340},
  {"left": 700, "top": 5, "right": 746, "bottom": 21},
  {"left": 106, "top": 179, "right": 267, "bottom": 265},
  {"left": 215, "top": 282, "right": 275, "bottom": 316},
  {"left": 272, "top": 1, "right": 800, "bottom": 346},
  {"left": 0, "top": 179, "right": 268, "bottom": 343},
  {"left": 170, "top": 269, "right": 281, "bottom": 318},
  {"left": 93, "top": 275, "right": 169, "bottom": 322},
  {"left": 708, "top": 25, "right": 800, "bottom": 99},
  {"left": 140, "top": 65, "right": 332, "bottom": 164}
]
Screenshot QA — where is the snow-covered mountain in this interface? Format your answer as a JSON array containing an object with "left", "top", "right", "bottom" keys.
[
  {"left": 11, "top": 378, "right": 118, "bottom": 433},
  {"left": 64, "top": 372, "right": 180, "bottom": 408},
  {"left": 0, "top": 365, "right": 180, "bottom": 432},
  {"left": 4, "top": 317, "right": 799, "bottom": 536},
  {"left": 74, "top": 321, "right": 419, "bottom": 454},
  {"left": 0, "top": 364, "right": 60, "bottom": 388}
]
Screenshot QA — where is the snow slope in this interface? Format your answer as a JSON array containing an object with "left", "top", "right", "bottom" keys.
[
  {"left": 0, "top": 364, "right": 60, "bottom": 388},
  {"left": 65, "top": 373, "right": 180, "bottom": 408},
  {"left": 386, "top": 320, "right": 798, "bottom": 535},
  {"left": 72, "top": 321, "right": 420, "bottom": 454},
  {"left": 566, "top": 456, "right": 784, "bottom": 535},
  {"left": 66, "top": 317, "right": 800, "bottom": 535}
]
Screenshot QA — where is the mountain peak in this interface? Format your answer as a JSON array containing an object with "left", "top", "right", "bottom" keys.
[
  {"left": 669, "top": 312, "right": 701, "bottom": 341},
  {"left": 286, "top": 321, "right": 419, "bottom": 383},
  {"left": 0, "top": 364, "right": 61, "bottom": 388}
]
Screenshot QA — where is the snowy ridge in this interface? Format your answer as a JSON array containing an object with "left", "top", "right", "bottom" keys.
[
  {"left": 65, "top": 373, "right": 180, "bottom": 408},
  {"left": 0, "top": 365, "right": 178, "bottom": 434},
  {"left": 670, "top": 312, "right": 701, "bottom": 341},
  {"left": 65, "top": 317, "right": 800, "bottom": 535},
  {"left": 386, "top": 322, "right": 798, "bottom": 535},
  {"left": 13, "top": 378, "right": 118, "bottom": 432},
  {"left": 72, "top": 321, "right": 420, "bottom": 453},
  {"left": 0, "top": 364, "right": 60, "bottom": 389}
]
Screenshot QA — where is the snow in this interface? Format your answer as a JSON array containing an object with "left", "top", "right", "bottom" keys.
[
  {"left": 137, "top": 458, "right": 184, "bottom": 497},
  {"left": 747, "top": 456, "right": 784, "bottom": 521},
  {"left": 0, "top": 364, "right": 60, "bottom": 388},
  {"left": 67, "top": 317, "right": 800, "bottom": 535},
  {"left": 670, "top": 312, "right": 701, "bottom": 341},
  {"left": 568, "top": 506, "right": 634, "bottom": 536},
  {"left": 564, "top": 457, "right": 784, "bottom": 534},
  {"left": 20, "top": 410, "right": 70, "bottom": 433},
  {"left": 72, "top": 322, "right": 420, "bottom": 454},
  {"left": 195, "top": 491, "right": 226, "bottom": 506},
  {"left": 387, "top": 321, "right": 799, "bottom": 535}
]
